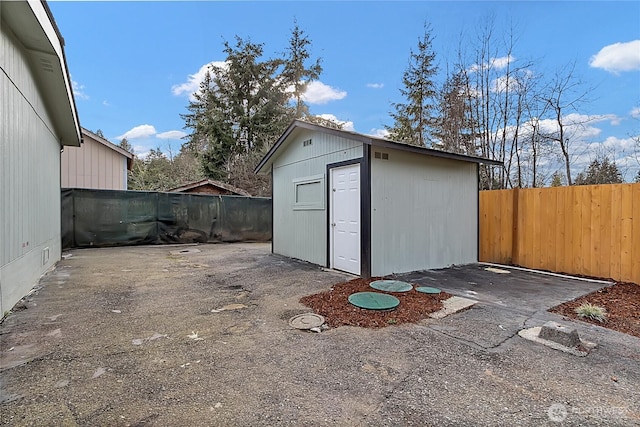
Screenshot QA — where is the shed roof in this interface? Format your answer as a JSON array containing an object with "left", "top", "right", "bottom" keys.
[
  {"left": 2, "top": 0, "right": 81, "bottom": 147},
  {"left": 255, "top": 120, "right": 503, "bottom": 174},
  {"left": 81, "top": 128, "right": 134, "bottom": 170},
  {"left": 167, "top": 179, "right": 251, "bottom": 196}
]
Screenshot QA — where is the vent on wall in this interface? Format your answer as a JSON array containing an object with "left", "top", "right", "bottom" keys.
[
  {"left": 302, "top": 139, "right": 312, "bottom": 147},
  {"left": 374, "top": 151, "right": 389, "bottom": 160},
  {"left": 38, "top": 57, "right": 55, "bottom": 73}
]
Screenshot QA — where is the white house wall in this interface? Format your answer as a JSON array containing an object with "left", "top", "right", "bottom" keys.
[
  {"left": 62, "top": 137, "right": 129, "bottom": 190},
  {"left": 370, "top": 148, "right": 478, "bottom": 276},
  {"left": 1, "top": 21, "right": 62, "bottom": 315},
  {"left": 272, "top": 129, "right": 363, "bottom": 266}
]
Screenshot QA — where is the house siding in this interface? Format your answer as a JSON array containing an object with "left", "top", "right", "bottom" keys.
[
  {"left": 370, "top": 148, "right": 478, "bottom": 276},
  {"left": 1, "top": 22, "right": 62, "bottom": 315},
  {"left": 62, "top": 135, "right": 129, "bottom": 190},
  {"left": 271, "top": 129, "right": 363, "bottom": 266}
]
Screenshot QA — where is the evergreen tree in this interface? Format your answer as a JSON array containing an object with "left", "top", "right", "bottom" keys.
[
  {"left": 181, "top": 37, "right": 294, "bottom": 181},
  {"left": 550, "top": 171, "right": 564, "bottom": 187},
  {"left": 574, "top": 156, "right": 623, "bottom": 185},
  {"left": 281, "top": 20, "right": 322, "bottom": 119},
  {"left": 386, "top": 23, "right": 439, "bottom": 147},
  {"left": 635, "top": 169, "right": 640, "bottom": 183},
  {"left": 433, "top": 70, "right": 476, "bottom": 154},
  {"left": 119, "top": 137, "right": 133, "bottom": 153}
]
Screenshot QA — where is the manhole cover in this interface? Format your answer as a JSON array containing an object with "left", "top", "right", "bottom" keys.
[
  {"left": 348, "top": 292, "right": 400, "bottom": 310},
  {"left": 369, "top": 280, "right": 413, "bottom": 292},
  {"left": 289, "top": 313, "right": 325, "bottom": 330},
  {"left": 416, "top": 286, "right": 441, "bottom": 294}
]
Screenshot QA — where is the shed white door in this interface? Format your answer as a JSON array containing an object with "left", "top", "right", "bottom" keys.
[{"left": 330, "top": 164, "right": 361, "bottom": 275}]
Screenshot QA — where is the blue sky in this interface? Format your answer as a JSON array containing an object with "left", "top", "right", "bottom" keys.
[{"left": 50, "top": 1, "right": 640, "bottom": 180}]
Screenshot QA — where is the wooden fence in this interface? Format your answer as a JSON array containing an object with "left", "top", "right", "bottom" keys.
[{"left": 479, "top": 183, "right": 640, "bottom": 284}]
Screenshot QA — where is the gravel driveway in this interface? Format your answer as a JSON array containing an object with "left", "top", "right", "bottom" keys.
[{"left": 1, "top": 243, "right": 638, "bottom": 426}]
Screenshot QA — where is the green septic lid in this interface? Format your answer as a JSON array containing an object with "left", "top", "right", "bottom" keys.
[
  {"left": 370, "top": 280, "right": 413, "bottom": 293},
  {"left": 415, "top": 286, "right": 441, "bottom": 294},
  {"left": 348, "top": 292, "right": 400, "bottom": 310}
]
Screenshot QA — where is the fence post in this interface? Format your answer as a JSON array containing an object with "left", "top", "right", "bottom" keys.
[{"left": 511, "top": 187, "right": 519, "bottom": 265}]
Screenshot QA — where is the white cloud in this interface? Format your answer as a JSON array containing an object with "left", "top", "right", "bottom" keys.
[
  {"left": 116, "top": 124, "right": 157, "bottom": 140},
  {"left": 102, "top": 100, "right": 110, "bottom": 107},
  {"left": 630, "top": 107, "right": 640, "bottom": 119},
  {"left": 133, "top": 145, "right": 150, "bottom": 158},
  {"left": 589, "top": 40, "right": 640, "bottom": 73},
  {"left": 157, "top": 130, "right": 187, "bottom": 140},
  {"left": 492, "top": 55, "right": 514, "bottom": 70},
  {"left": 302, "top": 81, "right": 347, "bottom": 104},
  {"left": 497, "top": 114, "right": 640, "bottom": 182},
  {"left": 367, "top": 83, "right": 384, "bottom": 89},
  {"left": 469, "top": 55, "right": 514, "bottom": 73},
  {"left": 72, "top": 79, "right": 89, "bottom": 100},
  {"left": 172, "top": 61, "right": 226, "bottom": 100},
  {"left": 369, "top": 128, "right": 390, "bottom": 138},
  {"left": 317, "top": 114, "right": 354, "bottom": 131}
]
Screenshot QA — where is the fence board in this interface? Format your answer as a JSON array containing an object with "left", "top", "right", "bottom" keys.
[
  {"left": 620, "top": 185, "right": 633, "bottom": 282},
  {"left": 632, "top": 184, "right": 640, "bottom": 283},
  {"left": 598, "top": 185, "right": 612, "bottom": 279},
  {"left": 555, "top": 187, "right": 568, "bottom": 274},
  {"left": 501, "top": 190, "right": 513, "bottom": 262},
  {"left": 610, "top": 185, "right": 622, "bottom": 280},
  {"left": 479, "top": 183, "right": 640, "bottom": 284},
  {"left": 549, "top": 188, "right": 559, "bottom": 272},
  {"left": 571, "top": 186, "right": 584, "bottom": 275}
]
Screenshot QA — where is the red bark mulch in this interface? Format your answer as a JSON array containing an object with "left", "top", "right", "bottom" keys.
[
  {"left": 300, "top": 277, "right": 452, "bottom": 329},
  {"left": 549, "top": 282, "right": 640, "bottom": 338}
]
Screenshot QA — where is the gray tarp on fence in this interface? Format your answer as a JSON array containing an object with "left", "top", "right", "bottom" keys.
[{"left": 62, "top": 189, "right": 272, "bottom": 249}]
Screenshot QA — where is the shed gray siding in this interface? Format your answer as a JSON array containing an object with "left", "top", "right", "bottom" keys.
[
  {"left": 271, "top": 129, "right": 363, "bottom": 266},
  {"left": 1, "top": 11, "right": 70, "bottom": 315},
  {"left": 370, "top": 148, "right": 478, "bottom": 276}
]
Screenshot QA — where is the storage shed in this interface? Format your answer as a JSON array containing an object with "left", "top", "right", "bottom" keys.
[
  {"left": 255, "top": 120, "right": 502, "bottom": 277},
  {"left": 168, "top": 179, "right": 251, "bottom": 196}
]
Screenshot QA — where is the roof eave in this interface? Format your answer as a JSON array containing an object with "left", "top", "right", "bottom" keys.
[
  {"left": 254, "top": 119, "right": 503, "bottom": 173},
  {"left": 2, "top": 1, "right": 82, "bottom": 147},
  {"left": 81, "top": 128, "right": 134, "bottom": 161}
]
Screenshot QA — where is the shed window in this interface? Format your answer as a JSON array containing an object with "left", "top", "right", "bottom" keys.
[{"left": 293, "top": 175, "right": 325, "bottom": 210}]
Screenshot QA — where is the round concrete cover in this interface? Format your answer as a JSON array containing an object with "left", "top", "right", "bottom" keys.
[
  {"left": 349, "top": 292, "right": 400, "bottom": 310},
  {"left": 289, "top": 313, "right": 325, "bottom": 330},
  {"left": 415, "top": 286, "right": 441, "bottom": 294},
  {"left": 369, "top": 280, "right": 413, "bottom": 293}
]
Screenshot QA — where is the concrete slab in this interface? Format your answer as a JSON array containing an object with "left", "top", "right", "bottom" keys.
[
  {"left": 429, "top": 296, "right": 476, "bottom": 319},
  {"left": 396, "top": 263, "right": 611, "bottom": 315},
  {"left": 518, "top": 326, "right": 596, "bottom": 357}
]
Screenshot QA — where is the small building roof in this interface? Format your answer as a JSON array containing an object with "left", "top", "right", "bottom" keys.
[
  {"left": 81, "top": 128, "right": 134, "bottom": 170},
  {"left": 167, "top": 179, "right": 251, "bottom": 196},
  {"left": 255, "top": 119, "right": 503, "bottom": 174}
]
